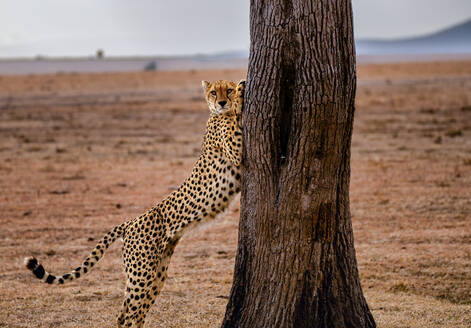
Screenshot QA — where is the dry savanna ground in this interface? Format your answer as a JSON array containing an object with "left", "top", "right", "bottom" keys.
[{"left": 0, "top": 61, "right": 470, "bottom": 327}]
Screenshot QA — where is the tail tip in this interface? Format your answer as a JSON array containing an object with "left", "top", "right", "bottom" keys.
[{"left": 24, "top": 256, "right": 38, "bottom": 270}]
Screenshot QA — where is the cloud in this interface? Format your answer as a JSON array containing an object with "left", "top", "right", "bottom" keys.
[{"left": 0, "top": 0, "right": 469, "bottom": 57}]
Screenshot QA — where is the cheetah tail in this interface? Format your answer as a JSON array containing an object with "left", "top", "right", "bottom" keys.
[{"left": 24, "top": 220, "right": 130, "bottom": 285}]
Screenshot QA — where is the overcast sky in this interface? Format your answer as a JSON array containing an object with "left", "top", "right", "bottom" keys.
[{"left": 0, "top": 0, "right": 470, "bottom": 58}]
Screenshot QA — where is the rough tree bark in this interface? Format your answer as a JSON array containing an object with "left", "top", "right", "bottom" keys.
[{"left": 222, "top": 0, "right": 376, "bottom": 327}]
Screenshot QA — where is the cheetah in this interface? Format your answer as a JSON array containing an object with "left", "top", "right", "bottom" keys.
[{"left": 24, "top": 79, "right": 245, "bottom": 328}]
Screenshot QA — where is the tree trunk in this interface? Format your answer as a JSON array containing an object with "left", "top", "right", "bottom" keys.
[{"left": 222, "top": 0, "right": 375, "bottom": 327}]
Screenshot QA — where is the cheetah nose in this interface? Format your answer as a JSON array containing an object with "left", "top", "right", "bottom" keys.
[{"left": 218, "top": 100, "right": 227, "bottom": 107}]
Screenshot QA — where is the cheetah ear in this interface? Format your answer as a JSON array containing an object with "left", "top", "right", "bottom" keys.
[
  {"left": 237, "top": 79, "right": 246, "bottom": 87},
  {"left": 201, "top": 80, "right": 210, "bottom": 92}
]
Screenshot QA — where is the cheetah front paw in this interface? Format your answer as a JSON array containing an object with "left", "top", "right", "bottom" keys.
[
  {"left": 234, "top": 79, "right": 246, "bottom": 118},
  {"left": 236, "top": 79, "right": 246, "bottom": 98}
]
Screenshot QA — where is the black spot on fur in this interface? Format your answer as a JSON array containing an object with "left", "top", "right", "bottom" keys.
[
  {"left": 46, "top": 275, "right": 56, "bottom": 284},
  {"left": 26, "top": 257, "right": 38, "bottom": 270},
  {"left": 33, "top": 264, "right": 45, "bottom": 279}
]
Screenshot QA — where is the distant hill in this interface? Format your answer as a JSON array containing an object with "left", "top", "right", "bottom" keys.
[
  {"left": 202, "top": 49, "right": 249, "bottom": 60},
  {"left": 356, "top": 19, "right": 471, "bottom": 55},
  {"left": 208, "top": 20, "right": 471, "bottom": 57},
  {"left": 2, "top": 20, "right": 471, "bottom": 75}
]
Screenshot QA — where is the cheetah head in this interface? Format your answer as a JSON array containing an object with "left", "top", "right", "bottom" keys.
[{"left": 202, "top": 80, "right": 237, "bottom": 115}]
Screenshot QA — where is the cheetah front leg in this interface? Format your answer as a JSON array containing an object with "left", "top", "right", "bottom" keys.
[
  {"left": 221, "top": 79, "right": 245, "bottom": 167},
  {"left": 233, "top": 79, "right": 246, "bottom": 128}
]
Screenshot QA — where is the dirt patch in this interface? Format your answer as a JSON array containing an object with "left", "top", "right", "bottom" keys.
[{"left": 0, "top": 63, "right": 470, "bottom": 327}]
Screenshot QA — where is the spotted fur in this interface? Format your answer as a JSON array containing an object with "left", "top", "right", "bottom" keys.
[{"left": 25, "top": 79, "right": 245, "bottom": 328}]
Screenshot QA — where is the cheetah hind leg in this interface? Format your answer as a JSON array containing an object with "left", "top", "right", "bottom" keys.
[
  {"left": 146, "top": 238, "right": 179, "bottom": 304},
  {"left": 117, "top": 238, "right": 179, "bottom": 328}
]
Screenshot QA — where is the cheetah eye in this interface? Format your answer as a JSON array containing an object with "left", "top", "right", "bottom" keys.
[
  {"left": 210, "top": 90, "right": 217, "bottom": 96},
  {"left": 227, "top": 88, "right": 233, "bottom": 94}
]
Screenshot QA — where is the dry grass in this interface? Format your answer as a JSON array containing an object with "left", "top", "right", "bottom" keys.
[{"left": 0, "top": 62, "right": 470, "bottom": 327}]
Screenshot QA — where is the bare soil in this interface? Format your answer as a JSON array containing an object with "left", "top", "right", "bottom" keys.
[{"left": 0, "top": 62, "right": 470, "bottom": 327}]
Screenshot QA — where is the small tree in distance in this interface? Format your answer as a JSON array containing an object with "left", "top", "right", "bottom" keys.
[
  {"left": 96, "top": 49, "right": 104, "bottom": 59},
  {"left": 222, "top": 0, "right": 376, "bottom": 327}
]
